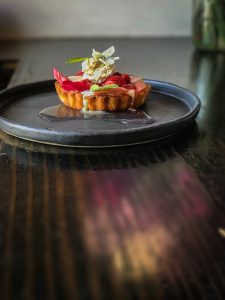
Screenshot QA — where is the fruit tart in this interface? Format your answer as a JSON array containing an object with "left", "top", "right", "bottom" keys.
[{"left": 53, "top": 46, "right": 151, "bottom": 111}]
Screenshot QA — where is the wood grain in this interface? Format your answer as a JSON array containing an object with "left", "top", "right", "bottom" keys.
[{"left": 0, "top": 39, "right": 225, "bottom": 300}]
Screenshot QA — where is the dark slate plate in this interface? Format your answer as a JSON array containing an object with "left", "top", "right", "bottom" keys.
[{"left": 0, "top": 80, "right": 200, "bottom": 147}]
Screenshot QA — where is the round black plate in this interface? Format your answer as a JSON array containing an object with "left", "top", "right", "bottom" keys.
[{"left": 0, "top": 80, "right": 200, "bottom": 147}]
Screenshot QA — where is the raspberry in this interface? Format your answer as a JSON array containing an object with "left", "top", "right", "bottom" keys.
[
  {"left": 103, "top": 75, "right": 126, "bottom": 87},
  {"left": 121, "top": 73, "right": 130, "bottom": 84},
  {"left": 102, "top": 73, "right": 131, "bottom": 87}
]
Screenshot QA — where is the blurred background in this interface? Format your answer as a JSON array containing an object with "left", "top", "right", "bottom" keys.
[{"left": 0, "top": 0, "right": 191, "bottom": 39}]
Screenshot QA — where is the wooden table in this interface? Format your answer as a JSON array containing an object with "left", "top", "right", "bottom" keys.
[{"left": 0, "top": 38, "right": 225, "bottom": 300}]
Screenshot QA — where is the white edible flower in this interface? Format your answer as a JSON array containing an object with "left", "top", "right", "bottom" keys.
[
  {"left": 102, "top": 46, "right": 115, "bottom": 57},
  {"left": 82, "top": 46, "right": 119, "bottom": 83}
]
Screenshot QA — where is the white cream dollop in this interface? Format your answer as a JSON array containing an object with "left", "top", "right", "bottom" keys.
[{"left": 81, "top": 90, "right": 94, "bottom": 112}]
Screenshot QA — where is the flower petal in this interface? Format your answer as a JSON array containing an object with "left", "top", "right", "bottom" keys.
[{"left": 102, "top": 46, "right": 115, "bottom": 57}]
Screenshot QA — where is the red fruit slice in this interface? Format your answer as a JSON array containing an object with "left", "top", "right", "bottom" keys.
[
  {"left": 53, "top": 68, "right": 90, "bottom": 91},
  {"left": 61, "top": 80, "right": 90, "bottom": 92},
  {"left": 75, "top": 70, "right": 84, "bottom": 76},
  {"left": 130, "top": 76, "right": 143, "bottom": 83},
  {"left": 53, "top": 68, "right": 69, "bottom": 85},
  {"left": 133, "top": 79, "right": 146, "bottom": 92}
]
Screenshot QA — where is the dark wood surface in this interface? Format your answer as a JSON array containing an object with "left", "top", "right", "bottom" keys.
[{"left": 0, "top": 38, "right": 225, "bottom": 300}]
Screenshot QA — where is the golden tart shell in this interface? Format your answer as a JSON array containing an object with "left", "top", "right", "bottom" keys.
[{"left": 55, "top": 81, "right": 150, "bottom": 111}]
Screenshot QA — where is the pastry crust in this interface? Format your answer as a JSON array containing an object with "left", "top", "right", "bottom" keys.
[{"left": 55, "top": 81, "right": 151, "bottom": 111}]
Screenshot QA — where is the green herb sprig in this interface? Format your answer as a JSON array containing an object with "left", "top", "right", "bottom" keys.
[{"left": 65, "top": 57, "right": 89, "bottom": 64}]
